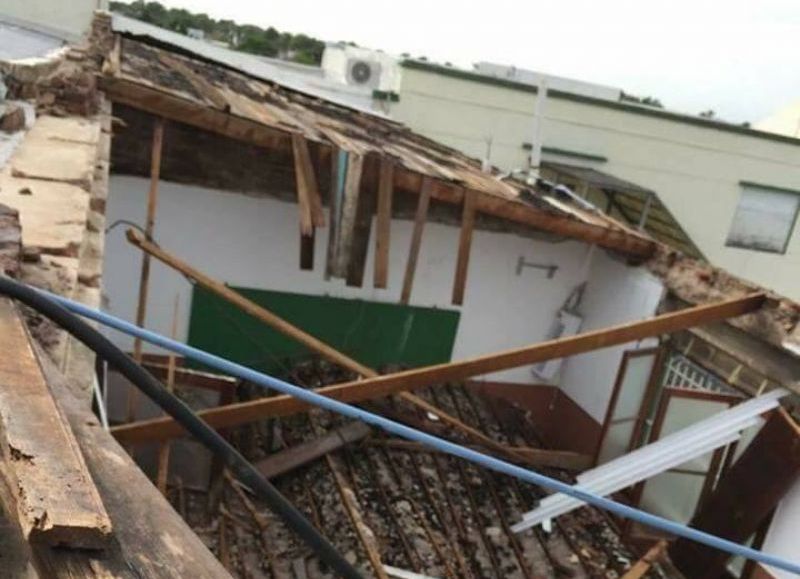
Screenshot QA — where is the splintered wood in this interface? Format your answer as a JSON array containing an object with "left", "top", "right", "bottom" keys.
[{"left": 0, "top": 299, "right": 111, "bottom": 549}]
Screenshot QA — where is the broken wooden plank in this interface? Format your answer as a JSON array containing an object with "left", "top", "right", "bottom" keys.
[
  {"left": 310, "top": 415, "right": 387, "bottom": 579},
  {"left": 30, "top": 339, "right": 232, "bottom": 578},
  {"left": 128, "top": 116, "right": 165, "bottom": 423},
  {"left": 158, "top": 52, "right": 230, "bottom": 112},
  {"left": 365, "top": 439, "right": 593, "bottom": 471},
  {"left": 292, "top": 133, "right": 324, "bottom": 237},
  {"left": 669, "top": 408, "right": 800, "bottom": 579},
  {"left": 123, "top": 229, "right": 521, "bottom": 456},
  {"left": 256, "top": 422, "right": 371, "bottom": 479},
  {"left": 292, "top": 133, "right": 325, "bottom": 227},
  {"left": 126, "top": 227, "right": 373, "bottom": 378},
  {"left": 374, "top": 159, "right": 394, "bottom": 289},
  {"left": 123, "top": 227, "right": 516, "bottom": 458},
  {"left": 141, "top": 361, "right": 238, "bottom": 394},
  {"left": 621, "top": 540, "right": 668, "bottom": 579},
  {"left": 0, "top": 299, "right": 112, "bottom": 549},
  {"left": 346, "top": 159, "right": 378, "bottom": 287},
  {"left": 101, "top": 33, "right": 121, "bottom": 77},
  {"left": 325, "top": 147, "right": 344, "bottom": 280},
  {"left": 299, "top": 227, "right": 315, "bottom": 271},
  {"left": 400, "top": 177, "right": 432, "bottom": 304},
  {"left": 333, "top": 152, "right": 364, "bottom": 278},
  {"left": 452, "top": 188, "right": 477, "bottom": 306},
  {"left": 110, "top": 292, "right": 765, "bottom": 443}
]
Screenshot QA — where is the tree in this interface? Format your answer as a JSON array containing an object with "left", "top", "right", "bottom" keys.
[{"left": 108, "top": 0, "right": 329, "bottom": 65}]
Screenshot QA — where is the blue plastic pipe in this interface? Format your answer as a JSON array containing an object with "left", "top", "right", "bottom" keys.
[{"left": 45, "top": 290, "right": 800, "bottom": 576}]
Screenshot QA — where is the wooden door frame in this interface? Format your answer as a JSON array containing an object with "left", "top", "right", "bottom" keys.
[
  {"left": 628, "top": 387, "right": 743, "bottom": 522},
  {"left": 594, "top": 346, "right": 665, "bottom": 465}
]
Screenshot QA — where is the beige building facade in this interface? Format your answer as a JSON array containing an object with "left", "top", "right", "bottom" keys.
[{"left": 391, "top": 62, "right": 800, "bottom": 301}]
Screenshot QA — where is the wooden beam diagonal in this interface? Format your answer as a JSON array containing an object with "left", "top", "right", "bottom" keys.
[
  {"left": 112, "top": 291, "right": 766, "bottom": 443},
  {"left": 121, "top": 228, "right": 520, "bottom": 460}
]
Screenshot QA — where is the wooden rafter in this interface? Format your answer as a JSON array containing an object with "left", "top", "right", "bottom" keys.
[
  {"left": 452, "top": 188, "right": 477, "bottom": 305},
  {"left": 99, "top": 75, "right": 656, "bottom": 258},
  {"left": 111, "top": 292, "right": 765, "bottom": 443},
  {"left": 334, "top": 152, "right": 364, "bottom": 278},
  {"left": 400, "top": 176, "right": 432, "bottom": 304},
  {"left": 291, "top": 132, "right": 325, "bottom": 236},
  {"left": 374, "top": 158, "right": 394, "bottom": 289}
]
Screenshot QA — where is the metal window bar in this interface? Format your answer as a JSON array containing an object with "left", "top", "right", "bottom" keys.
[{"left": 663, "top": 352, "right": 738, "bottom": 395}]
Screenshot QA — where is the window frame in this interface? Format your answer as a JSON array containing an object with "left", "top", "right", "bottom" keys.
[{"left": 725, "top": 181, "right": 800, "bottom": 255}]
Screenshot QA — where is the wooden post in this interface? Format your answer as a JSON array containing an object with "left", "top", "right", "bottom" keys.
[
  {"left": 156, "top": 295, "right": 180, "bottom": 495},
  {"left": 110, "top": 292, "right": 766, "bottom": 444},
  {"left": 127, "top": 116, "right": 165, "bottom": 423},
  {"left": 374, "top": 159, "right": 394, "bottom": 289},
  {"left": 400, "top": 177, "right": 432, "bottom": 304},
  {"left": 451, "top": 189, "right": 477, "bottom": 305}
]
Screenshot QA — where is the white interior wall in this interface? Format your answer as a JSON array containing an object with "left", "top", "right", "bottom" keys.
[
  {"left": 558, "top": 250, "right": 664, "bottom": 422},
  {"left": 762, "top": 479, "right": 800, "bottom": 579},
  {"left": 103, "top": 176, "right": 594, "bottom": 383}
]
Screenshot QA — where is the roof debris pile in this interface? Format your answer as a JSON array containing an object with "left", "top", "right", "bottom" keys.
[{"left": 170, "top": 358, "right": 649, "bottom": 579}]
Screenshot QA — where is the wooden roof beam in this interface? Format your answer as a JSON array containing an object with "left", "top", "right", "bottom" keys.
[
  {"left": 100, "top": 75, "right": 657, "bottom": 259},
  {"left": 111, "top": 292, "right": 766, "bottom": 444}
]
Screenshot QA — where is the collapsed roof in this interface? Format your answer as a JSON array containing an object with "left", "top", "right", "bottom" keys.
[
  {"left": 0, "top": 10, "right": 799, "bottom": 579},
  {"left": 94, "top": 14, "right": 656, "bottom": 259}
]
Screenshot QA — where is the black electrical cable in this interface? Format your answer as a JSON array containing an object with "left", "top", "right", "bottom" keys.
[{"left": 0, "top": 276, "right": 363, "bottom": 579}]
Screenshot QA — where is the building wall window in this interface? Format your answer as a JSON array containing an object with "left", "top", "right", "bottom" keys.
[{"left": 725, "top": 183, "right": 800, "bottom": 254}]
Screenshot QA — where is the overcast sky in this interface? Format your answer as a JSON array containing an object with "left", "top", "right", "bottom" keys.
[{"left": 146, "top": 0, "right": 800, "bottom": 123}]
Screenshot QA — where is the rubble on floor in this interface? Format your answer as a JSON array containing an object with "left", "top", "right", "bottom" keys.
[{"left": 160, "top": 359, "right": 670, "bottom": 579}]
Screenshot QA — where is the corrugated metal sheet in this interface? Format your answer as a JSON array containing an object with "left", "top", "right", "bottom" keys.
[
  {"left": 511, "top": 389, "right": 788, "bottom": 532},
  {"left": 542, "top": 161, "right": 703, "bottom": 257}
]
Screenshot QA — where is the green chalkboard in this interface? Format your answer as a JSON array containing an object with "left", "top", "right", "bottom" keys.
[{"left": 187, "top": 285, "right": 460, "bottom": 377}]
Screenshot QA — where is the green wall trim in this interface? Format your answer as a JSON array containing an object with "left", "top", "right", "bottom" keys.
[
  {"left": 187, "top": 286, "right": 461, "bottom": 377},
  {"left": 739, "top": 180, "right": 800, "bottom": 197},
  {"left": 521, "top": 143, "right": 608, "bottom": 162},
  {"left": 400, "top": 60, "right": 800, "bottom": 148},
  {"left": 372, "top": 89, "right": 400, "bottom": 102}
]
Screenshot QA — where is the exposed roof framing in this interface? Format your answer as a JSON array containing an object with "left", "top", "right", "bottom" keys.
[
  {"left": 96, "top": 21, "right": 656, "bottom": 259},
  {"left": 541, "top": 161, "right": 703, "bottom": 258},
  {"left": 648, "top": 246, "right": 800, "bottom": 357}
]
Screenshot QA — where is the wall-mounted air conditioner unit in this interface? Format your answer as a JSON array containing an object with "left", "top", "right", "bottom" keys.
[
  {"left": 345, "top": 58, "right": 382, "bottom": 88},
  {"left": 532, "top": 310, "right": 583, "bottom": 381}
]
